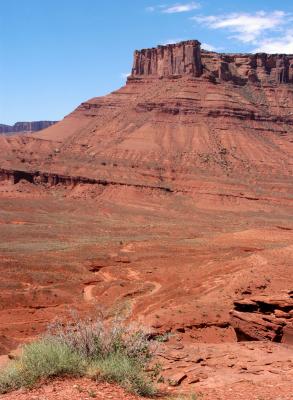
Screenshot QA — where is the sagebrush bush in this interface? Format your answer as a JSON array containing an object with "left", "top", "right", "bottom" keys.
[
  {"left": 0, "top": 363, "right": 23, "bottom": 394},
  {"left": 0, "top": 339, "right": 84, "bottom": 393},
  {"left": 88, "top": 352, "right": 156, "bottom": 396},
  {"left": 20, "top": 339, "right": 85, "bottom": 383},
  {"left": 46, "top": 312, "right": 153, "bottom": 364},
  {"left": 0, "top": 311, "right": 157, "bottom": 396}
]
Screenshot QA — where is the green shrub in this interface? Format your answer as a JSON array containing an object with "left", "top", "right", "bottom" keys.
[
  {"left": 0, "top": 363, "right": 23, "bottom": 394},
  {"left": 0, "top": 339, "right": 84, "bottom": 393},
  {"left": 0, "top": 311, "right": 157, "bottom": 396},
  {"left": 20, "top": 339, "right": 85, "bottom": 384},
  {"left": 88, "top": 352, "right": 155, "bottom": 396}
]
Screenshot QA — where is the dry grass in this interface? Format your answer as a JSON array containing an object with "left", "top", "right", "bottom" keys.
[{"left": 0, "top": 311, "right": 157, "bottom": 396}]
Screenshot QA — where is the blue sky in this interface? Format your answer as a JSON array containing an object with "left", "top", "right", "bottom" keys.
[{"left": 1, "top": 0, "right": 292, "bottom": 124}]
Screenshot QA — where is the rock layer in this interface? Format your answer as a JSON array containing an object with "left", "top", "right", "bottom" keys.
[
  {"left": 201, "top": 51, "right": 293, "bottom": 85},
  {"left": 230, "top": 293, "right": 293, "bottom": 343}
]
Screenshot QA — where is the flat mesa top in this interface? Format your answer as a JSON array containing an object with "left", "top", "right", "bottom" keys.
[
  {"left": 134, "top": 40, "right": 201, "bottom": 53},
  {"left": 134, "top": 39, "right": 293, "bottom": 57}
]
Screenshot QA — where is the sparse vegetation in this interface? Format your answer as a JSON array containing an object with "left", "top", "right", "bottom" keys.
[
  {"left": 0, "top": 311, "right": 157, "bottom": 396},
  {"left": 0, "top": 339, "right": 84, "bottom": 393}
]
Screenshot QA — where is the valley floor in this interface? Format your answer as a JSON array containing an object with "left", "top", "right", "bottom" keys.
[{"left": 0, "top": 179, "right": 292, "bottom": 398}]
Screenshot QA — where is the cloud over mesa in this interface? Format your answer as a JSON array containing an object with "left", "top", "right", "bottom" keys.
[
  {"left": 192, "top": 11, "right": 288, "bottom": 43},
  {"left": 147, "top": 2, "right": 200, "bottom": 14},
  {"left": 255, "top": 31, "right": 293, "bottom": 54}
]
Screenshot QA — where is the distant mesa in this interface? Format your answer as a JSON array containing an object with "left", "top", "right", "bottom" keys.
[{"left": 0, "top": 121, "right": 58, "bottom": 135}]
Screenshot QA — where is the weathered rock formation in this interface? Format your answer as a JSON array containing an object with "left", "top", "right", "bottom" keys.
[
  {"left": 131, "top": 40, "right": 293, "bottom": 86},
  {"left": 0, "top": 40, "right": 291, "bottom": 209},
  {"left": 131, "top": 40, "right": 202, "bottom": 77},
  {"left": 0, "top": 121, "right": 57, "bottom": 135},
  {"left": 230, "top": 292, "right": 293, "bottom": 343},
  {"left": 0, "top": 168, "right": 173, "bottom": 192},
  {"left": 201, "top": 50, "right": 293, "bottom": 85}
]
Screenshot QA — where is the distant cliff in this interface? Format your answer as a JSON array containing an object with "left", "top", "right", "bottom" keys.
[{"left": 0, "top": 121, "right": 58, "bottom": 135}]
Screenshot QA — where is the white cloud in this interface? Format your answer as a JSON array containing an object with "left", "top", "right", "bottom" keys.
[
  {"left": 162, "top": 2, "right": 200, "bottom": 13},
  {"left": 201, "top": 42, "right": 217, "bottom": 51},
  {"left": 254, "top": 31, "right": 293, "bottom": 53},
  {"left": 162, "top": 38, "right": 185, "bottom": 45},
  {"left": 193, "top": 11, "right": 288, "bottom": 43},
  {"left": 121, "top": 72, "right": 130, "bottom": 79},
  {"left": 147, "top": 2, "right": 200, "bottom": 14}
]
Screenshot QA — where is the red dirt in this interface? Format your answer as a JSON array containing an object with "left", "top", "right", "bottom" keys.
[
  {"left": 0, "top": 40, "right": 292, "bottom": 398},
  {"left": 0, "top": 378, "right": 145, "bottom": 400},
  {"left": 1, "top": 373, "right": 293, "bottom": 400}
]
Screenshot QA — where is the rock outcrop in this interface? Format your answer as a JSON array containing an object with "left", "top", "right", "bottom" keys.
[
  {"left": 0, "top": 40, "right": 292, "bottom": 196},
  {"left": 230, "top": 293, "right": 293, "bottom": 343},
  {"left": 130, "top": 40, "right": 293, "bottom": 86},
  {"left": 131, "top": 40, "right": 202, "bottom": 77},
  {"left": 0, "top": 168, "right": 173, "bottom": 192},
  {"left": 0, "top": 121, "right": 57, "bottom": 135},
  {"left": 201, "top": 51, "right": 293, "bottom": 85}
]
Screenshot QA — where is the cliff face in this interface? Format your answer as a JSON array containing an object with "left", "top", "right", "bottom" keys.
[
  {"left": 0, "top": 40, "right": 292, "bottom": 187},
  {"left": 131, "top": 40, "right": 293, "bottom": 86},
  {"left": 131, "top": 40, "right": 202, "bottom": 77},
  {"left": 201, "top": 51, "right": 293, "bottom": 85},
  {"left": 0, "top": 121, "right": 57, "bottom": 134}
]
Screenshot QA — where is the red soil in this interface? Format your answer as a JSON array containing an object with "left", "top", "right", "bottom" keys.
[
  {"left": 1, "top": 378, "right": 145, "bottom": 400},
  {"left": 1, "top": 372, "right": 293, "bottom": 400}
]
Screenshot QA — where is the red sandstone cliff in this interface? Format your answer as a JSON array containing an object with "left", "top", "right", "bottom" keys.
[
  {"left": 131, "top": 40, "right": 202, "bottom": 77},
  {"left": 0, "top": 40, "right": 292, "bottom": 188},
  {"left": 131, "top": 40, "right": 293, "bottom": 84}
]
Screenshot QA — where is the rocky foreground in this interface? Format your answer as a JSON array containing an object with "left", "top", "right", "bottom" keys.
[
  {"left": 0, "top": 40, "right": 292, "bottom": 398},
  {"left": 1, "top": 371, "right": 293, "bottom": 400}
]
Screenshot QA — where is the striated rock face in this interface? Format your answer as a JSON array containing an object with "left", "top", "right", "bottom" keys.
[
  {"left": 131, "top": 40, "right": 293, "bottom": 86},
  {"left": 131, "top": 40, "right": 202, "bottom": 77},
  {"left": 0, "top": 168, "right": 173, "bottom": 192},
  {"left": 0, "top": 121, "right": 57, "bottom": 135},
  {"left": 0, "top": 40, "right": 292, "bottom": 190},
  {"left": 201, "top": 51, "right": 293, "bottom": 85}
]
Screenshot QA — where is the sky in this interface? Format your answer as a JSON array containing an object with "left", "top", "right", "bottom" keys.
[{"left": 1, "top": 0, "right": 293, "bottom": 125}]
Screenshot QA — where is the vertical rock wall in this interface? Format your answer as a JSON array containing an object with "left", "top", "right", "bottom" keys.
[{"left": 131, "top": 40, "right": 202, "bottom": 78}]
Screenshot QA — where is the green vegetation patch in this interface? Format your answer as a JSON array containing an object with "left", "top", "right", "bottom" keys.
[{"left": 0, "top": 312, "right": 157, "bottom": 397}]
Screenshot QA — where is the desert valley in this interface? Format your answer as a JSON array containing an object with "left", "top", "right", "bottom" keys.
[{"left": 0, "top": 39, "right": 292, "bottom": 399}]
